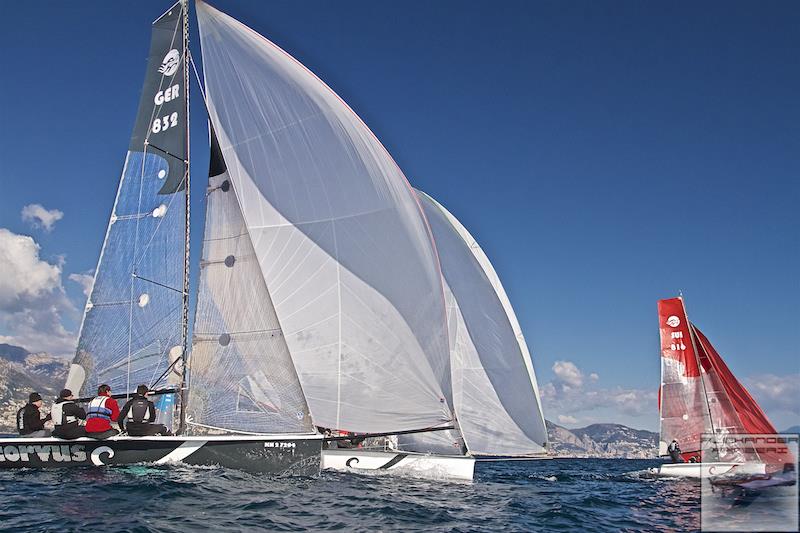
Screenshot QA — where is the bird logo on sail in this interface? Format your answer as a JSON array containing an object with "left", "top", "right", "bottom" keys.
[
  {"left": 666, "top": 315, "right": 680, "bottom": 328},
  {"left": 158, "top": 49, "right": 181, "bottom": 77}
]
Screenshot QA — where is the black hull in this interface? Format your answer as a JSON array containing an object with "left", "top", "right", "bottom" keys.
[{"left": 0, "top": 435, "right": 322, "bottom": 475}]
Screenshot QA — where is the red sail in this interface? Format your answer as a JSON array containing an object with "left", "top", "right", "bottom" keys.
[
  {"left": 692, "top": 325, "right": 791, "bottom": 468},
  {"left": 692, "top": 325, "right": 777, "bottom": 436},
  {"left": 658, "top": 298, "right": 707, "bottom": 460}
]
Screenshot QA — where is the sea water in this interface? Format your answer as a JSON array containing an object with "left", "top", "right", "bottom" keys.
[{"left": 0, "top": 459, "right": 708, "bottom": 531}]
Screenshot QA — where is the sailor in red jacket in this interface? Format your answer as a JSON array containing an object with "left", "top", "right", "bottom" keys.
[{"left": 85, "top": 384, "right": 120, "bottom": 439}]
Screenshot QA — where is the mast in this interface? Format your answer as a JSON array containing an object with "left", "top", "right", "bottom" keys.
[
  {"left": 178, "top": 0, "right": 190, "bottom": 435},
  {"left": 680, "top": 297, "right": 719, "bottom": 458}
]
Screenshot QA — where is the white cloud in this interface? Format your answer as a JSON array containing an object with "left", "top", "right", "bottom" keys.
[
  {"left": 21, "top": 203, "right": 64, "bottom": 232},
  {"left": 745, "top": 374, "right": 800, "bottom": 416},
  {"left": 0, "top": 229, "right": 62, "bottom": 307},
  {"left": 542, "top": 360, "right": 656, "bottom": 424},
  {"left": 558, "top": 414, "right": 578, "bottom": 425},
  {"left": 68, "top": 272, "right": 94, "bottom": 298},
  {"left": 552, "top": 360, "right": 584, "bottom": 388},
  {"left": 0, "top": 228, "right": 77, "bottom": 355}
]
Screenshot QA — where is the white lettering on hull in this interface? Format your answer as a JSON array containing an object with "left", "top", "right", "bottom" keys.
[{"left": 0, "top": 444, "right": 86, "bottom": 463}]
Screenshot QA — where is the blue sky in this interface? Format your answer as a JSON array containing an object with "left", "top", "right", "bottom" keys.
[{"left": 0, "top": 1, "right": 797, "bottom": 431}]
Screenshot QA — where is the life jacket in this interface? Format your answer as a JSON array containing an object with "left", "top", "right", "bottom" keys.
[
  {"left": 86, "top": 396, "right": 113, "bottom": 423},
  {"left": 52, "top": 400, "right": 79, "bottom": 427},
  {"left": 126, "top": 397, "right": 153, "bottom": 424}
]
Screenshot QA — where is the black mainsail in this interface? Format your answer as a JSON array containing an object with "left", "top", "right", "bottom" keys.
[{"left": 66, "top": 1, "right": 190, "bottom": 431}]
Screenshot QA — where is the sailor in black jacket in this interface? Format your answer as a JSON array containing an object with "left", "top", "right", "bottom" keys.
[
  {"left": 51, "top": 389, "right": 87, "bottom": 440},
  {"left": 16, "top": 392, "right": 52, "bottom": 437},
  {"left": 118, "top": 385, "right": 172, "bottom": 436}
]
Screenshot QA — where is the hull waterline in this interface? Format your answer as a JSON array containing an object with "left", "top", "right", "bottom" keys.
[
  {"left": 321, "top": 449, "right": 475, "bottom": 481},
  {"left": 0, "top": 434, "right": 322, "bottom": 475}
]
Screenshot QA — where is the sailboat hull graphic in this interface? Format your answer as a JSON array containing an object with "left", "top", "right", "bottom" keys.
[
  {"left": 650, "top": 461, "right": 767, "bottom": 479},
  {"left": 321, "top": 449, "right": 475, "bottom": 481},
  {"left": 0, "top": 435, "right": 322, "bottom": 474}
]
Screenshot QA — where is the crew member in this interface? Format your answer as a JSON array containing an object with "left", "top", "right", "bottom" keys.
[
  {"left": 85, "top": 384, "right": 120, "bottom": 439},
  {"left": 118, "top": 384, "right": 171, "bottom": 436},
  {"left": 51, "top": 388, "right": 86, "bottom": 440},
  {"left": 16, "top": 392, "right": 52, "bottom": 437},
  {"left": 667, "top": 439, "right": 683, "bottom": 463}
]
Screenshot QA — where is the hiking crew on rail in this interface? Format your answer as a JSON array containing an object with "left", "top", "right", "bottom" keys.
[
  {"left": 52, "top": 388, "right": 87, "bottom": 439},
  {"left": 16, "top": 392, "right": 51, "bottom": 438},
  {"left": 85, "top": 384, "right": 121, "bottom": 439},
  {"left": 118, "top": 384, "right": 172, "bottom": 436}
]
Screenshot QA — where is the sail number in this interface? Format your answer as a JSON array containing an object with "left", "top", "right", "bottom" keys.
[{"left": 152, "top": 112, "right": 179, "bottom": 134}]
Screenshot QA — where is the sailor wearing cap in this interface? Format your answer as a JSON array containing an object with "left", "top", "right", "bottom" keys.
[
  {"left": 16, "top": 392, "right": 52, "bottom": 438},
  {"left": 51, "top": 389, "right": 87, "bottom": 440}
]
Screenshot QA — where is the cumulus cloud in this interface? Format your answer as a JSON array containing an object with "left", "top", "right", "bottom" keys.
[
  {"left": 68, "top": 272, "right": 94, "bottom": 298},
  {"left": 558, "top": 414, "right": 578, "bottom": 425},
  {"left": 542, "top": 360, "right": 656, "bottom": 423},
  {"left": 21, "top": 203, "right": 64, "bottom": 232},
  {"left": 0, "top": 228, "right": 77, "bottom": 355},
  {"left": 552, "top": 360, "right": 584, "bottom": 388}
]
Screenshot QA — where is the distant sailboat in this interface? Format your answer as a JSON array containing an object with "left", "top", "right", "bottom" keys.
[{"left": 652, "top": 297, "right": 790, "bottom": 478}]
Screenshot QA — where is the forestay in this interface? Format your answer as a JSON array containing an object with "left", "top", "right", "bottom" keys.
[
  {"left": 416, "top": 191, "right": 548, "bottom": 456},
  {"left": 196, "top": 1, "right": 452, "bottom": 432},
  {"left": 67, "top": 2, "right": 189, "bottom": 419},
  {"left": 186, "top": 130, "right": 313, "bottom": 435}
]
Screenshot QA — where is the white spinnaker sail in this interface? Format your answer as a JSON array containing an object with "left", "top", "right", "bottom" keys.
[
  {"left": 417, "top": 190, "right": 548, "bottom": 456},
  {"left": 197, "top": 1, "right": 451, "bottom": 433}
]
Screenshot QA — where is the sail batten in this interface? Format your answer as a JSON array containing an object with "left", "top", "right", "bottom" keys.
[{"left": 196, "top": 1, "right": 453, "bottom": 433}]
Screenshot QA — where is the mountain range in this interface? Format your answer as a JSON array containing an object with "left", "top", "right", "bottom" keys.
[
  {"left": 546, "top": 419, "right": 658, "bottom": 458},
  {"left": 0, "top": 343, "right": 70, "bottom": 432}
]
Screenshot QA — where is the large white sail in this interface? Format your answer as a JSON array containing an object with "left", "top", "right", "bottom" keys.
[
  {"left": 417, "top": 190, "right": 548, "bottom": 456},
  {"left": 67, "top": 3, "right": 189, "bottom": 424},
  {"left": 196, "top": 1, "right": 452, "bottom": 433},
  {"left": 186, "top": 130, "right": 314, "bottom": 435}
]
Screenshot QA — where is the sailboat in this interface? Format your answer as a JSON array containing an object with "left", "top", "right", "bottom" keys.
[
  {"left": 320, "top": 191, "right": 549, "bottom": 478},
  {"left": 652, "top": 297, "right": 790, "bottom": 478},
  {"left": 2, "top": 0, "right": 505, "bottom": 476}
]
